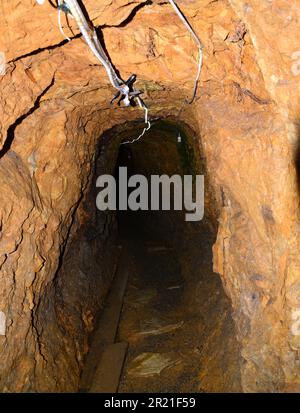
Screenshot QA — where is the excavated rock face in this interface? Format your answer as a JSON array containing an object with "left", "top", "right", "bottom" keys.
[{"left": 0, "top": 0, "right": 299, "bottom": 392}]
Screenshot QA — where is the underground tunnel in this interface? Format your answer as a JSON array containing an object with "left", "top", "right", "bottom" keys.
[
  {"left": 111, "top": 121, "right": 241, "bottom": 392},
  {"left": 75, "top": 119, "right": 241, "bottom": 392},
  {"left": 1, "top": 0, "right": 300, "bottom": 395}
]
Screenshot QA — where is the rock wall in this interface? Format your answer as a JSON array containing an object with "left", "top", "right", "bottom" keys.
[{"left": 0, "top": 0, "right": 299, "bottom": 392}]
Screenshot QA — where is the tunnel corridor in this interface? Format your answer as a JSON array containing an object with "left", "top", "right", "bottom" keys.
[
  {"left": 2, "top": 0, "right": 300, "bottom": 394},
  {"left": 77, "top": 121, "right": 242, "bottom": 393}
]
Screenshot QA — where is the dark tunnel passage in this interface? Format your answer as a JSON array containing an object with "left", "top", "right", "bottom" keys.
[
  {"left": 2, "top": 0, "right": 299, "bottom": 395},
  {"left": 115, "top": 122, "right": 190, "bottom": 243},
  {"left": 79, "top": 120, "right": 242, "bottom": 393}
]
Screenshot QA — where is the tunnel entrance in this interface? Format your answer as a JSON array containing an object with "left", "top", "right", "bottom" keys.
[{"left": 81, "top": 120, "right": 242, "bottom": 392}]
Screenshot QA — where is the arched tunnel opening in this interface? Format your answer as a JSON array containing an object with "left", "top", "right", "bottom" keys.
[{"left": 76, "top": 120, "right": 242, "bottom": 393}]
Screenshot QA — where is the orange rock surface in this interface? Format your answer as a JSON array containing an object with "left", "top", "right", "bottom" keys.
[{"left": 0, "top": 0, "right": 299, "bottom": 392}]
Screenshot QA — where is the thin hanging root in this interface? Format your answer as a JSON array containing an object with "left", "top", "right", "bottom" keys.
[
  {"left": 58, "top": 0, "right": 74, "bottom": 41},
  {"left": 189, "top": 43, "right": 203, "bottom": 103},
  {"left": 167, "top": 0, "right": 204, "bottom": 103},
  {"left": 120, "top": 99, "right": 151, "bottom": 145},
  {"left": 58, "top": 7, "right": 71, "bottom": 41}
]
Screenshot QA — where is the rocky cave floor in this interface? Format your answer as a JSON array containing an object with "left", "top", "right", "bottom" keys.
[{"left": 111, "top": 210, "right": 243, "bottom": 393}]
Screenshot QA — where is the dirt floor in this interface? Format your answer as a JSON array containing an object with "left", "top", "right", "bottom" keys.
[{"left": 116, "top": 212, "right": 242, "bottom": 393}]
